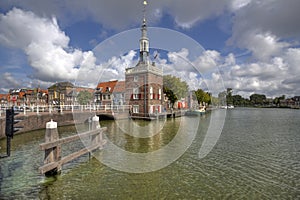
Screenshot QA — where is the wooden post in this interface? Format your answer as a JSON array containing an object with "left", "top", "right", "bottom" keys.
[{"left": 44, "top": 119, "right": 61, "bottom": 176}]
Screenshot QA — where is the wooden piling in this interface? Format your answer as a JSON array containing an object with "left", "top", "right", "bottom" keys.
[
  {"left": 39, "top": 117, "right": 107, "bottom": 175},
  {"left": 43, "top": 119, "right": 61, "bottom": 176}
]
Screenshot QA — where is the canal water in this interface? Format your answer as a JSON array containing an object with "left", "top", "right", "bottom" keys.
[{"left": 0, "top": 108, "right": 299, "bottom": 199}]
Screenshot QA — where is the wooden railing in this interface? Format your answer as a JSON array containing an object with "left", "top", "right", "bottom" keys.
[{"left": 39, "top": 116, "right": 106, "bottom": 176}]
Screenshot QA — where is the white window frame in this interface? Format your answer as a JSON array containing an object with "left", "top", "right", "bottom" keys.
[
  {"left": 133, "top": 105, "right": 139, "bottom": 113},
  {"left": 133, "top": 88, "right": 139, "bottom": 100},
  {"left": 150, "top": 87, "right": 153, "bottom": 100},
  {"left": 158, "top": 88, "right": 162, "bottom": 100}
]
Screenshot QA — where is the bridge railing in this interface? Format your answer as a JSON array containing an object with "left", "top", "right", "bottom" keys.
[{"left": 0, "top": 104, "right": 131, "bottom": 116}]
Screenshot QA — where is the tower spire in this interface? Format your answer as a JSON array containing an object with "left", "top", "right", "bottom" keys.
[{"left": 139, "top": 0, "right": 149, "bottom": 63}]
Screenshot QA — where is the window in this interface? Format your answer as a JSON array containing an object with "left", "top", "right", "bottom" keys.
[
  {"left": 150, "top": 87, "right": 153, "bottom": 99},
  {"left": 158, "top": 88, "right": 162, "bottom": 100},
  {"left": 133, "top": 105, "right": 139, "bottom": 113},
  {"left": 133, "top": 88, "right": 139, "bottom": 99},
  {"left": 134, "top": 76, "right": 138, "bottom": 82},
  {"left": 149, "top": 105, "right": 153, "bottom": 114}
]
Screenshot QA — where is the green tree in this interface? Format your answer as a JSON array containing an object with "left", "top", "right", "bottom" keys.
[
  {"left": 273, "top": 95, "right": 285, "bottom": 107},
  {"left": 232, "top": 94, "right": 243, "bottom": 106},
  {"left": 195, "top": 89, "right": 211, "bottom": 105},
  {"left": 77, "top": 90, "right": 92, "bottom": 105},
  {"left": 226, "top": 88, "right": 233, "bottom": 106},
  {"left": 250, "top": 93, "right": 266, "bottom": 105},
  {"left": 163, "top": 75, "right": 189, "bottom": 108}
]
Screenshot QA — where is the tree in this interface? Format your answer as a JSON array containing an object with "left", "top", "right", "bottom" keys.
[
  {"left": 226, "top": 88, "right": 233, "bottom": 106},
  {"left": 77, "top": 90, "right": 92, "bottom": 105},
  {"left": 273, "top": 95, "right": 285, "bottom": 107},
  {"left": 163, "top": 75, "right": 189, "bottom": 108},
  {"left": 195, "top": 89, "right": 211, "bottom": 105},
  {"left": 250, "top": 94, "right": 266, "bottom": 105}
]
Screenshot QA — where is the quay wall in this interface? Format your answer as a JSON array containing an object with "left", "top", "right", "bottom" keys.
[{"left": 0, "top": 112, "right": 95, "bottom": 139}]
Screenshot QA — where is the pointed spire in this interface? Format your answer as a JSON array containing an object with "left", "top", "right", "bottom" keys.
[
  {"left": 139, "top": 0, "right": 149, "bottom": 63},
  {"left": 142, "top": 0, "right": 148, "bottom": 26}
]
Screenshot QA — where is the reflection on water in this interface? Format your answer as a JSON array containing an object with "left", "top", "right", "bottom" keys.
[{"left": 0, "top": 108, "right": 299, "bottom": 199}]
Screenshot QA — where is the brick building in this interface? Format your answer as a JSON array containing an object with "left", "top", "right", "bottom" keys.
[
  {"left": 48, "top": 82, "right": 94, "bottom": 106},
  {"left": 125, "top": 1, "right": 163, "bottom": 118},
  {"left": 95, "top": 80, "right": 126, "bottom": 106}
]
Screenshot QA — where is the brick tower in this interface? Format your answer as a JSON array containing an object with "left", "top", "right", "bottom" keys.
[{"left": 125, "top": 0, "right": 163, "bottom": 118}]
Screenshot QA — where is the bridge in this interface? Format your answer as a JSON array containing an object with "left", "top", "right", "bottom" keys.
[
  {"left": 0, "top": 105, "right": 130, "bottom": 139},
  {"left": 0, "top": 104, "right": 186, "bottom": 139}
]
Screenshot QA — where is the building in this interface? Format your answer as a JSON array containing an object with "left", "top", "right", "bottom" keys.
[
  {"left": 125, "top": 0, "right": 163, "bottom": 118},
  {"left": 95, "top": 80, "right": 126, "bottom": 107},
  {"left": 24, "top": 88, "right": 48, "bottom": 106},
  {"left": 48, "top": 82, "right": 74, "bottom": 106},
  {"left": 0, "top": 94, "right": 9, "bottom": 107},
  {"left": 48, "top": 82, "right": 94, "bottom": 106},
  {"left": 9, "top": 89, "right": 26, "bottom": 106},
  {"left": 113, "top": 81, "right": 126, "bottom": 106},
  {"left": 95, "top": 80, "right": 118, "bottom": 106}
]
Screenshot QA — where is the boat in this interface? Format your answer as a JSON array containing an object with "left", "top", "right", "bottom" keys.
[
  {"left": 220, "top": 105, "right": 234, "bottom": 109},
  {"left": 186, "top": 107, "right": 206, "bottom": 116}
]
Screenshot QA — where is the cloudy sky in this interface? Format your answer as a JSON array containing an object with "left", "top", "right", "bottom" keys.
[{"left": 0, "top": 0, "right": 300, "bottom": 98}]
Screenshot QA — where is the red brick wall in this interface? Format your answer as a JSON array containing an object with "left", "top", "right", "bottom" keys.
[{"left": 125, "top": 71, "right": 163, "bottom": 116}]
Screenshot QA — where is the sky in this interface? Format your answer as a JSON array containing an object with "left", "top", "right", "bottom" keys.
[{"left": 0, "top": 0, "right": 300, "bottom": 98}]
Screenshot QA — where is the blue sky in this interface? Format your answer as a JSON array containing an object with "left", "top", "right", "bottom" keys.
[{"left": 0, "top": 0, "right": 300, "bottom": 98}]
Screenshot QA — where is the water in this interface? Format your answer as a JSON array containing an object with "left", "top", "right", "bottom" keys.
[{"left": 0, "top": 108, "right": 299, "bottom": 199}]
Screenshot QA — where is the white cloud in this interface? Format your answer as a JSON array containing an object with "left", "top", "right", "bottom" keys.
[
  {"left": 0, "top": 8, "right": 69, "bottom": 49},
  {"left": 76, "top": 50, "right": 137, "bottom": 88},
  {"left": 229, "top": 0, "right": 300, "bottom": 61},
  {"left": 166, "top": 0, "right": 230, "bottom": 29},
  {"left": 221, "top": 47, "right": 300, "bottom": 97},
  {"left": 229, "top": 31, "right": 290, "bottom": 61},
  {"left": 0, "top": 0, "right": 231, "bottom": 30},
  {"left": 0, "top": 8, "right": 97, "bottom": 84},
  {"left": 2, "top": 72, "right": 19, "bottom": 87},
  {"left": 0, "top": 1, "right": 300, "bottom": 98},
  {"left": 193, "top": 50, "right": 221, "bottom": 72},
  {"left": 231, "top": 0, "right": 300, "bottom": 39},
  {"left": 229, "top": 0, "right": 252, "bottom": 11}
]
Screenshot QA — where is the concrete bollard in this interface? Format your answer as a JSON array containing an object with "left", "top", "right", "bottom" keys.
[
  {"left": 44, "top": 119, "right": 61, "bottom": 176},
  {"left": 91, "top": 115, "right": 103, "bottom": 148}
]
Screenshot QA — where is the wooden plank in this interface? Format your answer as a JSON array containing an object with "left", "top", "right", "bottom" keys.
[
  {"left": 60, "top": 143, "right": 101, "bottom": 165},
  {"left": 39, "top": 144, "right": 102, "bottom": 174},
  {"left": 39, "top": 161, "right": 59, "bottom": 174},
  {"left": 39, "top": 127, "right": 107, "bottom": 150}
]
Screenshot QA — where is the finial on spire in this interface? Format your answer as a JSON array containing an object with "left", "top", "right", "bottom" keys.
[{"left": 142, "top": 0, "right": 148, "bottom": 22}]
